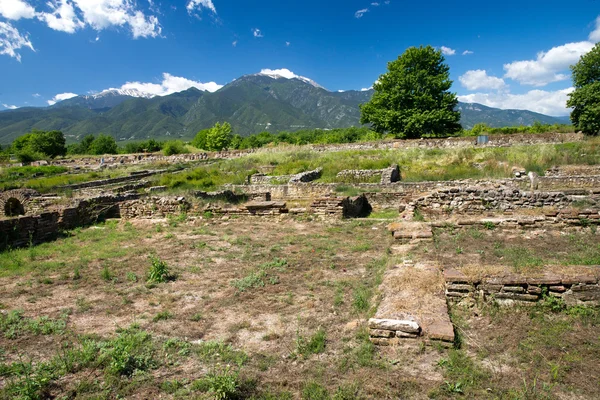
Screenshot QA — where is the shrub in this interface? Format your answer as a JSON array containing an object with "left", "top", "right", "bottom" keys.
[
  {"left": 101, "top": 326, "right": 156, "bottom": 376},
  {"left": 162, "top": 140, "right": 188, "bottom": 156},
  {"left": 191, "top": 367, "right": 240, "bottom": 399},
  {"left": 147, "top": 255, "right": 174, "bottom": 283}
]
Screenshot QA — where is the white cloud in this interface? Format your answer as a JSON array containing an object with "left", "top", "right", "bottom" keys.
[
  {"left": 440, "top": 46, "right": 456, "bottom": 56},
  {"left": 0, "top": 21, "right": 34, "bottom": 61},
  {"left": 458, "top": 87, "right": 574, "bottom": 116},
  {"left": 503, "top": 41, "right": 594, "bottom": 86},
  {"left": 590, "top": 16, "right": 600, "bottom": 42},
  {"left": 355, "top": 8, "right": 368, "bottom": 18},
  {"left": 459, "top": 70, "right": 506, "bottom": 91},
  {"left": 186, "top": 0, "right": 216, "bottom": 15},
  {"left": 47, "top": 92, "right": 78, "bottom": 105},
  {"left": 232, "top": 40, "right": 237, "bottom": 47},
  {"left": 0, "top": 0, "right": 36, "bottom": 20},
  {"left": 361, "top": 87, "right": 373, "bottom": 91},
  {"left": 285, "top": 41, "right": 290, "bottom": 46},
  {"left": 38, "top": 0, "right": 84, "bottom": 34},
  {"left": 70, "top": 0, "right": 162, "bottom": 38},
  {"left": 371, "top": 2, "right": 380, "bottom": 6},
  {"left": 462, "top": 50, "right": 474, "bottom": 55},
  {"left": 2, "top": 104, "right": 18, "bottom": 109},
  {"left": 114, "top": 72, "right": 223, "bottom": 96},
  {"left": 259, "top": 68, "right": 299, "bottom": 79},
  {"left": 252, "top": 28, "right": 263, "bottom": 37}
]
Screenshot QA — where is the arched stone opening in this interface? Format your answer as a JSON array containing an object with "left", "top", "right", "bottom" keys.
[{"left": 4, "top": 198, "right": 25, "bottom": 217}]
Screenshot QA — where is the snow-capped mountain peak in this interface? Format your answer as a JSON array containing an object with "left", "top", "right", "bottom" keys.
[
  {"left": 87, "top": 88, "right": 156, "bottom": 99},
  {"left": 256, "top": 68, "right": 326, "bottom": 90}
]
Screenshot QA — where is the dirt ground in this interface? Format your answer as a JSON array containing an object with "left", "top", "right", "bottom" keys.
[{"left": 1, "top": 217, "right": 599, "bottom": 399}]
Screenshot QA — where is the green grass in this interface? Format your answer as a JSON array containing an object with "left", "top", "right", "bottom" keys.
[
  {"left": 231, "top": 258, "right": 288, "bottom": 293},
  {"left": 0, "top": 220, "right": 138, "bottom": 277},
  {"left": 296, "top": 328, "right": 327, "bottom": 358},
  {"left": 155, "top": 137, "right": 600, "bottom": 191}
]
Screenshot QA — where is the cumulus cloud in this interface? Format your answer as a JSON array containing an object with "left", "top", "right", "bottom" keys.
[
  {"left": 252, "top": 28, "right": 263, "bottom": 37},
  {"left": 113, "top": 72, "right": 223, "bottom": 96},
  {"left": 47, "top": 92, "right": 78, "bottom": 105},
  {"left": 459, "top": 70, "right": 506, "bottom": 91},
  {"left": 504, "top": 41, "right": 594, "bottom": 86},
  {"left": 38, "top": 0, "right": 85, "bottom": 34},
  {"left": 458, "top": 87, "right": 574, "bottom": 116},
  {"left": 440, "top": 46, "right": 456, "bottom": 56},
  {"left": 71, "top": 0, "right": 162, "bottom": 38},
  {"left": 2, "top": 104, "right": 18, "bottom": 109},
  {"left": 355, "top": 9, "right": 368, "bottom": 18},
  {"left": 0, "top": 0, "right": 36, "bottom": 20},
  {"left": 590, "top": 16, "right": 600, "bottom": 42},
  {"left": 0, "top": 21, "right": 34, "bottom": 61},
  {"left": 462, "top": 50, "right": 474, "bottom": 55},
  {"left": 186, "top": 0, "right": 216, "bottom": 16}
]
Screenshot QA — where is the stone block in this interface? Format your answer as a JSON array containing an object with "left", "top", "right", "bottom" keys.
[
  {"left": 368, "top": 318, "right": 420, "bottom": 334},
  {"left": 446, "top": 283, "right": 474, "bottom": 292}
]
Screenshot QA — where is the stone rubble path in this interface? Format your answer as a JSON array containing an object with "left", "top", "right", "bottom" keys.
[{"left": 369, "top": 222, "right": 455, "bottom": 347}]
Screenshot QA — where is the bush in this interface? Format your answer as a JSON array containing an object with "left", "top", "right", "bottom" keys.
[
  {"left": 192, "top": 367, "right": 240, "bottom": 399},
  {"left": 162, "top": 140, "right": 188, "bottom": 156},
  {"left": 101, "top": 326, "right": 156, "bottom": 376},
  {"left": 147, "top": 254, "right": 174, "bottom": 283}
]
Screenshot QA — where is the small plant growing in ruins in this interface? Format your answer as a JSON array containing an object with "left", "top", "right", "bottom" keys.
[
  {"left": 126, "top": 272, "right": 138, "bottom": 282},
  {"left": 483, "top": 221, "right": 496, "bottom": 230},
  {"left": 413, "top": 208, "right": 425, "bottom": 222},
  {"left": 100, "top": 266, "right": 113, "bottom": 282},
  {"left": 295, "top": 327, "right": 327, "bottom": 358},
  {"left": 147, "top": 255, "right": 174, "bottom": 283},
  {"left": 152, "top": 310, "right": 174, "bottom": 322}
]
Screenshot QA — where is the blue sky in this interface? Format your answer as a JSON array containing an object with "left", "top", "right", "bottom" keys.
[{"left": 0, "top": 0, "right": 599, "bottom": 116}]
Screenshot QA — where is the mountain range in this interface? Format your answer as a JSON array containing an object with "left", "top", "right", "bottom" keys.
[{"left": 0, "top": 73, "right": 570, "bottom": 145}]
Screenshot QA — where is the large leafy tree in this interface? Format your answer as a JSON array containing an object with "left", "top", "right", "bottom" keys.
[
  {"left": 567, "top": 43, "right": 600, "bottom": 135},
  {"left": 360, "top": 45, "right": 461, "bottom": 138},
  {"left": 88, "top": 134, "right": 118, "bottom": 155},
  {"left": 205, "top": 122, "right": 233, "bottom": 151},
  {"left": 12, "top": 129, "right": 67, "bottom": 160}
]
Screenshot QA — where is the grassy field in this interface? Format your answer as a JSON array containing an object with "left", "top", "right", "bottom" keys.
[
  {"left": 155, "top": 138, "right": 600, "bottom": 191},
  {"left": 0, "top": 217, "right": 598, "bottom": 399}
]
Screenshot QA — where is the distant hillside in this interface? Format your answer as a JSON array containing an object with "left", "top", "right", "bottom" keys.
[
  {"left": 457, "top": 103, "right": 569, "bottom": 130},
  {"left": 0, "top": 74, "right": 569, "bottom": 144}
]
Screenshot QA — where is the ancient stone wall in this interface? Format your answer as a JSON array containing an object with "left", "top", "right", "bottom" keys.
[
  {"left": 57, "top": 170, "right": 166, "bottom": 190},
  {"left": 413, "top": 187, "right": 593, "bottom": 215},
  {"left": 119, "top": 197, "right": 190, "bottom": 219},
  {"left": 289, "top": 168, "right": 323, "bottom": 183},
  {"left": 444, "top": 268, "right": 600, "bottom": 306}
]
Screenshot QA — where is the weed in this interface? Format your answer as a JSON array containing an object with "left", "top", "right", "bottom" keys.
[
  {"left": 483, "top": 221, "right": 496, "bottom": 230},
  {"left": 190, "top": 313, "right": 203, "bottom": 322},
  {"left": 147, "top": 254, "right": 175, "bottom": 283},
  {"left": 296, "top": 328, "right": 326, "bottom": 357},
  {"left": 100, "top": 265, "right": 113, "bottom": 281},
  {"left": 352, "top": 286, "right": 371, "bottom": 313},
  {"left": 126, "top": 271, "right": 138, "bottom": 282},
  {"left": 152, "top": 311, "right": 174, "bottom": 322},
  {"left": 302, "top": 381, "right": 330, "bottom": 400}
]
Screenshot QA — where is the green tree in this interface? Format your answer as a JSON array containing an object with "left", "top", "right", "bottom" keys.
[
  {"left": 205, "top": 122, "right": 233, "bottom": 151},
  {"left": 89, "top": 134, "right": 118, "bottom": 155},
  {"left": 12, "top": 130, "right": 67, "bottom": 159},
  {"left": 360, "top": 45, "right": 462, "bottom": 138},
  {"left": 567, "top": 42, "right": 600, "bottom": 135},
  {"left": 192, "top": 128, "right": 210, "bottom": 150}
]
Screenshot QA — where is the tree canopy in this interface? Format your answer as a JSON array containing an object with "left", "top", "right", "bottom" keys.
[
  {"left": 567, "top": 42, "right": 600, "bottom": 135},
  {"left": 88, "top": 134, "right": 118, "bottom": 155},
  {"left": 12, "top": 130, "right": 67, "bottom": 161},
  {"left": 193, "top": 122, "right": 233, "bottom": 151},
  {"left": 360, "top": 45, "right": 462, "bottom": 138}
]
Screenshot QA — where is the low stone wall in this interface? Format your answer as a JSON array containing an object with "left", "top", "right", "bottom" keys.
[
  {"left": 535, "top": 175, "right": 600, "bottom": 191},
  {"left": 336, "top": 169, "right": 384, "bottom": 183},
  {"left": 119, "top": 197, "right": 190, "bottom": 219},
  {"left": 57, "top": 170, "right": 167, "bottom": 190},
  {"left": 444, "top": 268, "right": 600, "bottom": 306},
  {"left": 310, "top": 195, "right": 371, "bottom": 218},
  {"left": 0, "top": 193, "right": 137, "bottom": 250},
  {"left": 545, "top": 165, "right": 600, "bottom": 176},
  {"left": 289, "top": 168, "right": 323, "bottom": 183},
  {"left": 413, "top": 187, "right": 589, "bottom": 215},
  {"left": 249, "top": 174, "right": 292, "bottom": 184}
]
